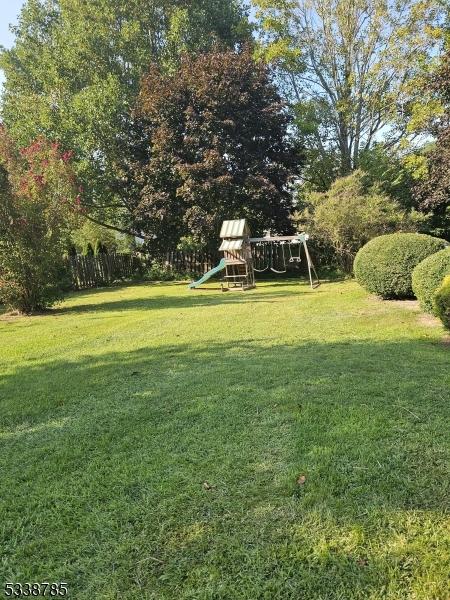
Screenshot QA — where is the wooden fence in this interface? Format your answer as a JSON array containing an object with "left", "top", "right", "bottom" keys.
[
  {"left": 67, "top": 254, "right": 141, "bottom": 290},
  {"left": 66, "top": 250, "right": 217, "bottom": 290},
  {"left": 162, "top": 250, "right": 218, "bottom": 275}
]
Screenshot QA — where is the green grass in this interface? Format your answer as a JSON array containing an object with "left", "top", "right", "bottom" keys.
[{"left": 0, "top": 279, "right": 449, "bottom": 599}]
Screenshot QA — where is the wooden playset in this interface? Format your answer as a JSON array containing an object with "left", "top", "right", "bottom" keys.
[
  {"left": 218, "top": 219, "right": 256, "bottom": 291},
  {"left": 189, "top": 219, "right": 319, "bottom": 291}
]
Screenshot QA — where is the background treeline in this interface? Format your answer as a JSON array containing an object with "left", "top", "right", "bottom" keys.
[{"left": 0, "top": 0, "right": 449, "bottom": 311}]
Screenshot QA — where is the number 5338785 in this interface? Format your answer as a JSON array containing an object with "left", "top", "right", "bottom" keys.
[{"left": 4, "top": 582, "right": 68, "bottom": 597}]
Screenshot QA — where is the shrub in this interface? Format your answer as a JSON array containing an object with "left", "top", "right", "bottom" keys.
[
  {"left": 434, "top": 276, "right": 450, "bottom": 330},
  {"left": 0, "top": 129, "right": 81, "bottom": 313},
  {"left": 145, "top": 262, "right": 179, "bottom": 282},
  {"left": 144, "top": 261, "right": 199, "bottom": 282},
  {"left": 354, "top": 233, "right": 447, "bottom": 299},
  {"left": 412, "top": 248, "right": 450, "bottom": 313},
  {"left": 296, "top": 170, "right": 423, "bottom": 273},
  {"left": 144, "top": 260, "right": 200, "bottom": 281}
]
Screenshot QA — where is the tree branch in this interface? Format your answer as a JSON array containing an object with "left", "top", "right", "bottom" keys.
[{"left": 83, "top": 212, "right": 149, "bottom": 240}]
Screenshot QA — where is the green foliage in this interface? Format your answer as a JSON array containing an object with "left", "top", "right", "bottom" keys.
[
  {"left": 143, "top": 261, "right": 195, "bottom": 282},
  {"left": 434, "top": 275, "right": 450, "bottom": 329},
  {"left": 291, "top": 100, "right": 341, "bottom": 192},
  {"left": 254, "top": 0, "right": 444, "bottom": 176},
  {"left": 0, "top": 129, "right": 80, "bottom": 313},
  {"left": 165, "top": 2, "right": 251, "bottom": 63},
  {"left": 413, "top": 42, "right": 450, "bottom": 240},
  {"left": 84, "top": 243, "right": 94, "bottom": 257},
  {"left": 0, "top": 0, "right": 249, "bottom": 231},
  {"left": 72, "top": 221, "right": 118, "bottom": 254},
  {"left": 176, "top": 236, "right": 205, "bottom": 253},
  {"left": 296, "top": 171, "right": 423, "bottom": 273},
  {"left": 94, "top": 240, "right": 108, "bottom": 255},
  {"left": 71, "top": 220, "right": 135, "bottom": 255},
  {"left": 354, "top": 233, "right": 447, "bottom": 299},
  {"left": 132, "top": 48, "right": 302, "bottom": 254},
  {"left": 358, "top": 144, "right": 450, "bottom": 239},
  {"left": 144, "top": 262, "right": 176, "bottom": 281},
  {"left": 359, "top": 146, "right": 419, "bottom": 210},
  {"left": 412, "top": 248, "right": 450, "bottom": 313}
]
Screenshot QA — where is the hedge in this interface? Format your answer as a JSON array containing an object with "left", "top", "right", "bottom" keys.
[
  {"left": 354, "top": 233, "right": 447, "bottom": 299},
  {"left": 434, "top": 276, "right": 450, "bottom": 330},
  {"left": 412, "top": 248, "right": 450, "bottom": 313}
]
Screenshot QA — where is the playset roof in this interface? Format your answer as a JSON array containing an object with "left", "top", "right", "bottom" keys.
[
  {"left": 219, "top": 239, "right": 244, "bottom": 251},
  {"left": 220, "top": 219, "right": 250, "bottom": 239}
]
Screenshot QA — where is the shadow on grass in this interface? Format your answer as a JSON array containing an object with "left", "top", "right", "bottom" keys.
[
  {"left": 1, "top": 278, "right": 336, "bottom": 320},
  {"left": 54, "top": 285, "right": 321, "bottom": 315},
  {"left": 0, "top": 337, "right": 448, "bottom": 598}
]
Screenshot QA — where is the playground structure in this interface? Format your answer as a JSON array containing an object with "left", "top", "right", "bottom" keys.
[
  {"left": 219, "top": 219, "right": 256, "bottom": 291},
  {"left": 189, "top": 219, "right": 255, "bottom": 291},
  {"left": 189, "top": 219, "right": 319, "bottom": 291},
  {"left": 251, "top": 230, "right": 319, "bottom": 288}
]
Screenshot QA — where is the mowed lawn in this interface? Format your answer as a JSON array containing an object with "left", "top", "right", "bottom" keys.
[{"left": 0, "top": 279, "right": 449, "bottom": 600}]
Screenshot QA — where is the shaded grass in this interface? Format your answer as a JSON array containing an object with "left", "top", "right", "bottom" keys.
[{"left": 0, "top": 279, "right": 449, "bottom": 599}]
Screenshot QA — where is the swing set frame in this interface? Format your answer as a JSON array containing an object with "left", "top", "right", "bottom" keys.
[{"left": 250, "top": 231, "right": 320, "bottom": 289}]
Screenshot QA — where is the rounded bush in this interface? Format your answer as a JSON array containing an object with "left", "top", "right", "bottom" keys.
[
  {"left": 354, "top": 233, "right": 447, "bottom": 299},
  {"left": 412, "top": 248, "right": 450, "bottom": 313},
  {"left": 434, "top": 275, "right": 450, "bottom": 330}
]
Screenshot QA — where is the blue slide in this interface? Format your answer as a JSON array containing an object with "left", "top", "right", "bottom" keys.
[{"left": 188, "top": 258, "right": 226, "bottom": 289}]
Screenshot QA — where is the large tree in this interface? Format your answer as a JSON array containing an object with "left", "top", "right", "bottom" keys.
[
  {"left": 0, "top": 0, "right": 249, "bottom": 229},
  {"left": 124, "top": 48, "right": 303, "bottom": 254},
  {"left": 414, "top": 41, "right": 450, "bottom": 239},
  {"left": 254, "top": 0, "right": 444, "bottom": 184}
]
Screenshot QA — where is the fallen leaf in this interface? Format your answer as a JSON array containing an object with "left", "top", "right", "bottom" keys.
[
  {"left": 296, "top": 474, "right": 306, "bottom": 485},
  {"left": 357, "top": 558, "right": 369, "bottom": 567}
]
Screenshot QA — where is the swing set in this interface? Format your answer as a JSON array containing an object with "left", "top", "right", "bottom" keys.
[
  {"left": 189, "top": 220, "right": 320, "bottom": 291},
  {"left": 251, "top": 230, "right": 320, "bottom": 288}
]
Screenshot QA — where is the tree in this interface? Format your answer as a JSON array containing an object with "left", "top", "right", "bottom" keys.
[
  {"left": 254, "top": 0, "right": 444, "bottom": 181},
  {"left": 126, "top": 48, "right": 303, "bottom": 254},
  {"left": 70, "top": 220, "right": 136, "bottom": 254},
  {"left": 358, "top": 145, "right": 418, "bottom": 210},
  {"left": 414, "top": 40, "right": 450, "bottom": 240},
  {"left": 295, "top": 170, "right": 423, "bottom": 272},
  {"left": 0, "top": 0, "right": 249, "bottom": 232},
  {"left": 0, "top": 128, "right": 81, "bottom": 313}
]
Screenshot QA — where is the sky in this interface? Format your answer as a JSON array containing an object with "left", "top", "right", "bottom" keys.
[{"left": 0, "top": 0, "right": 25, "bottom": 95}]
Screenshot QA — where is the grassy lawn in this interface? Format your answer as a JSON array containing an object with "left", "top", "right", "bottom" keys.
[{"left": 0, "top": 279, "right": 449, "bottom": 599}]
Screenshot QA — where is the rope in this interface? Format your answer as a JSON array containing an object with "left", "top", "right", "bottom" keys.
[
  {"left": 288, "top": 241, "right": 302, "bottom": 263},
  {"left": 270, "top": 242, "right": 287, "bottom": 273},
  {"left": 253, "top": 243, "right": 269, "bottom": 272}
]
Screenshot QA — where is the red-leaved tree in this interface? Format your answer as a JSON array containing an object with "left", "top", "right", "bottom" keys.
[{"left": 0, "top": 127, "right": 82, "bottom": 313}]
